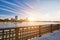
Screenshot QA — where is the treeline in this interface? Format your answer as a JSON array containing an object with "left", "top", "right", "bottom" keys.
[
  {"left": 0, "top": 19, "right": 29, "bottom": 22},
  {"left": 0, "top": 19, "right": 15, "bottom": 22}
]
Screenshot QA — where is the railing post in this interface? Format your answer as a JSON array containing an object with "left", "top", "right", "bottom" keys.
[
  {"left": 57, "top": 24, "right": 59, "bottom": 30},
  {"left": 2, "top": 29, "right": 4, "bottom": 40},
  {"left": 58, "top": 24, "right": 60, "bottom": 29},
  {"left": 9, "top": 29, "right": 11, "bottom": 40},
  {"left": 15, "top": 28, "right": 19, "bottom": 40},
  {"left": 39, "top": 26, "right": 41, "bottom": 37},
  {"left": 50, "top": 24, "right": 52, "bottom": 33}
]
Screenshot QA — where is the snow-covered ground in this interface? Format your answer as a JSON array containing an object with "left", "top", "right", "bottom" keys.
[{"left": 32, "top": 29, "right": 60, "bottom": 40}]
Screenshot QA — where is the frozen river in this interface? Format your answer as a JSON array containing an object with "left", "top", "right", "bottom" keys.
[{"left": 0, "top": 22, "right": 59, "bottom": 28}]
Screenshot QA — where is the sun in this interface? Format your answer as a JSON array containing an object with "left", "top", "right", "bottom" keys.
[{"left": 28, "top": 17, "right": 35, "bottom": 21}]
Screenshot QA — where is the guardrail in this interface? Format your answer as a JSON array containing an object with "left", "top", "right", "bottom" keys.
[{"left": 0, "top": 24, "right": 60, "bottom": 40}]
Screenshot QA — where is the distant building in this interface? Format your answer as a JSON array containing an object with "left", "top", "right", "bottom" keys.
[
  {"left": 11, "top": 18, "right": 15, "bottom": 22},
  {"left": 15, "top": 16, "right": 18, "bottom": 20},
  {"left": 11, "top": 18, "right": 14, "bottom": 20},
  {"left": 26, "top": 17, "right": 28, "bottom": 21}
]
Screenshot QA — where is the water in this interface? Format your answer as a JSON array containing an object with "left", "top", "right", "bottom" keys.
[{"left": 0, "top": 22, "right": 60, "bottom": 28}]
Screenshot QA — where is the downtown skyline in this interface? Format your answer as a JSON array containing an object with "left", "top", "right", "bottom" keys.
[{"left": 0, "top": 0, "right": 60, "bottom": 21}]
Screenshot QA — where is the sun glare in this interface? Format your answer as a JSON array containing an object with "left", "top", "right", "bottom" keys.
[{"left": 28, "top": 17, "right": 35, "bottom": 21}]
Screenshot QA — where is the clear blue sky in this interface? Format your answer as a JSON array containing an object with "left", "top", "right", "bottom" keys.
[{"left": 0, "top": 0, "right": 60, "bottom": 21}]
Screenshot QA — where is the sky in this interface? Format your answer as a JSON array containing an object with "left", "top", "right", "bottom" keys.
[{"left": 0, "top": 0, "right": 60, "bottom": 21}]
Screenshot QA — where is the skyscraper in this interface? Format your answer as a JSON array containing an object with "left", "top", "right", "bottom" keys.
[{"left": 15, "top": 16, "right": 18, "bottom": 20}]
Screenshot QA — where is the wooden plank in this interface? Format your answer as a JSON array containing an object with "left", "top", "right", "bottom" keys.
[{"left": 15, "top": 28, "right": 19, "bottom": 40}]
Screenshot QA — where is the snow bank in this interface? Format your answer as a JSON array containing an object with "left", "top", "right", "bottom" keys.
[{"left": 32, "top": 30, "right": 60, "bottom": 40}]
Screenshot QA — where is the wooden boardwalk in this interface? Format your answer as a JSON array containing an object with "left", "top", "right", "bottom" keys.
[{"left": 0, "top": 24, "right": 60, "bottom": 40}]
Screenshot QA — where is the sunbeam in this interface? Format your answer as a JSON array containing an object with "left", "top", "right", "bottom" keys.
[
  {"left": 0, "top": 0, "right": 33, "bottom": 16},
  {"left": 0, "top": 0, "right": 60, "bottom": 21},
  {"left": 0, "top": 5, "right": 18, "bottom": 12},
  {"left": 0, "top": 8, "right": 16, "bottom": 14}
]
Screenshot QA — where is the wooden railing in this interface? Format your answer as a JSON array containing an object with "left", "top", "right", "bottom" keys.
[{"left": 0, "top": 24, "right": 60, "bottom": 40}]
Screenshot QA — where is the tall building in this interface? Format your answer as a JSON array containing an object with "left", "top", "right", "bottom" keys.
[{"left": 15, "top": 16, "right": 18, "bottom": 20}]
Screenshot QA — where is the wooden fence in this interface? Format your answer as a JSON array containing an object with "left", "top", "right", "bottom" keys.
[{"left": 0, "top": 24, "right": 60, "bottom": 40}]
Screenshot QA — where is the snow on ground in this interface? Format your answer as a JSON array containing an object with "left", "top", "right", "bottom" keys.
[{"left": 32, "top": 29, "right": 60, "bottom": 40}]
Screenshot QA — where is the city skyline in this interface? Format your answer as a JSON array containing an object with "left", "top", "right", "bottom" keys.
[{"left": 0, "top": 0, "right": 60, "bottom": 21}]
